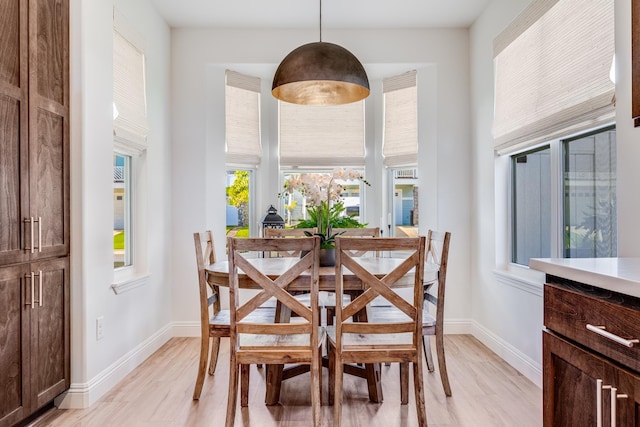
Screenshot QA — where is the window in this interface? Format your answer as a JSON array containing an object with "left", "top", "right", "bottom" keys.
[
  {"left": 280, "top": 171, "right": 365, "bottom": 226},
  {"left": 382, "top": 72, "right": 419, "bottom": 237},
  {"left": 111, "top": 10, "right": 148, "bottom": 288},
  {"left": 113, "top": 154, "right": 131, "bottom": 268},
  {"left": 511, "top": 126, "right": 616, "bottom": 265},
  {"left": 226, "top": 170, "right": 253, "bottom": 237}
]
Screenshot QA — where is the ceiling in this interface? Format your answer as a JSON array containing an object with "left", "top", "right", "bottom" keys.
[{"left": 150, "top": 0, "right": 491, "bottom": 29}]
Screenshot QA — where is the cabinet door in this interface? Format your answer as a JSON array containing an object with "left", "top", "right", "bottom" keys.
[
  {"left": 0, "top": 264, "right": 31, "bottom": 427},
  {"left": 544, "top": 331, "right": 638, "bottom": 427},
  {"left": 29, "top": 257, "right": 69, "bottom": 410},
  {"left": 27, "top": 0, "right": 69, "bottom": 261},
  {"left": 0, "top": 0, "right": 29, "bottom": 267}
]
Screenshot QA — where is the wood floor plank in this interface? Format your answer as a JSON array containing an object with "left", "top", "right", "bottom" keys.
[{"left": 30, "top": 335, "right": 541, "bottom": 426}]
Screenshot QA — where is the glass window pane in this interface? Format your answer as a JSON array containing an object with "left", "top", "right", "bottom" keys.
[
  {"left": 512, "top": 147, "right": 551, "bottom": 265},
  {"left": 226, "top": 170, "right": 251, "bottom": 237},
  {"left": 392, "top": 168, "right": 419, "bottom": 237},
  {"left": 563, "top": 128, "right": 617, "bottom": 258},
  {"left": 114, "top": 154, "right": 131, "bottom": 269}
]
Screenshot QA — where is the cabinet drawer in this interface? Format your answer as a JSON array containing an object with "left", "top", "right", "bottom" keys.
[{"left": 544, "top": 282, "right": 640, "bottom": 372}]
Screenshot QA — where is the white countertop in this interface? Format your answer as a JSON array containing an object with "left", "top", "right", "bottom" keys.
[{"left": 529, "top": 257, "right": 640, "bottom": 299}]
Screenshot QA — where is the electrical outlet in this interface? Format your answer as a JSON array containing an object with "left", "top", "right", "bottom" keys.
[{"left": 96, "top": 316, "right": 104, "bottom": 341}]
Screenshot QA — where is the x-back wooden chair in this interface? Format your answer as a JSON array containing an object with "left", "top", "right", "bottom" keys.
[
  {"left": 225, "top": 236, "right": 324, "bottom": 427},
  {"left": 192, "top": 231, "right": 274, "bottom": 400},
  {"left": 327, "top": 236, "right": 428, "bottom": 427},
  {"left": 370, "top": 230, "right": 453, "bottom": 398},
  {"left": 264, "top": 227, "right": 316, "bottom": 257},
  {"left": 421, "top": 230, "right": 452, "bottom": 396}
]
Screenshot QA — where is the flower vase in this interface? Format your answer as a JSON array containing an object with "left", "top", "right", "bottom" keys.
[{"left": 319, "top": 248, "right": 335, "bottom": 267}]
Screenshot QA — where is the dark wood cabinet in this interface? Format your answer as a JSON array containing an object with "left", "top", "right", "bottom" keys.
[
  {"left": 544, "top": 279, "right": 640, "bottom": 427},
  {"left": 0, "top": 0, "right": 69, "bottom": 267},
  {"left": 544, "top": 331, "right": 639, "bottom": 427},
  {"left": 0, "top": 258, "right": 69, "bottom": 427},
  {"left": 0, "top": 1, "right": 69, "bottom": 425}
]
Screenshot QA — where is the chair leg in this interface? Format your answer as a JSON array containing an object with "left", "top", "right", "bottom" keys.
[
  {"left": 311, "top": 351, "right": 322, "bottom": 426},
  {"left": 412, "top": 359, "right": 429, "bottom": 427},
  {"left": 208, "top": 337, "right": 221, "bottom": 375},
  {"left": 334, "top": 357, "right": 344, "bottom": 427},
  {"left": 192, "top": 334, "right": 210, "bottom": 399},
  {"left": 436, "top": 333, "right": 452, "bottom": 396},
  {"left": 423, "top": 335, "right": 435, "bottom": 373},
  {"left": 328, "top": 341, "right": 335, "bottom": 405},
  {"left": 399, "top": 362, "right": 409, "bottom": 405},
  {"left": 241, "top": 364, "right": 250, "bottom": 407},
  {"left": 225, "top": 355, "right": 239, "bottom": 427}
]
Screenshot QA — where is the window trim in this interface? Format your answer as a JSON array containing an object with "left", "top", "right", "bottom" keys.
[{"left": 112, "top": 149, "right": 149, "bottom": 293}]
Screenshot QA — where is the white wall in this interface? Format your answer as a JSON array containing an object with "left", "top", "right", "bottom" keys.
[
  {"left": 170, "top": 28, "right": 473, "bottom": 331},
  {"left": 615, "top": 0, "right": 640, "bottom": 256},
  {"left": 469, "top": 0, "right": 541, "bottom": 384},
  {"left": 65, "top": 0, "right": 172, "bottom": 407},
  {"left": 470, "top": 0, "right": 640, "bottom": 387}
]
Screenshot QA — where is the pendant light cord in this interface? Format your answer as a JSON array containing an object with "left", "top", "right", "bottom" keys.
[{"left": 319, "top": 0, "right": 322, "bottom": 42}]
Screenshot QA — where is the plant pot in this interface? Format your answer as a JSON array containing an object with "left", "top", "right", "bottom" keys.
[{"left": 319, "top": 248, "right": 335, "bottom": 267}]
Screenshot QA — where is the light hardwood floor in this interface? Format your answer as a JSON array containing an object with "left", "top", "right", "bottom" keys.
[{"left": 32, "top": 335, "right": 541, "bottom": 426}]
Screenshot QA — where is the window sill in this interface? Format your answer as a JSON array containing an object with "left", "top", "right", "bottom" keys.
[
  {"left": 493, "top": 266, "right": 544, "bottom": 297},
  {"left": 112, "top": 273, "right": 150, "bottom": 295}
]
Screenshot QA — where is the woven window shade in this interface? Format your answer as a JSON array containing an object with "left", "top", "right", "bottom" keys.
[
  {"left": 113, "top": 17, "right": 148, "bottom": 150},
  {"left": 492, "top": 0, "right": 615, "bottom": 155},
  {"left": 279, "top": 100, "right": 365, "bottom": 168},
  {"left": 225, "top": 70, "right": 261, "bottom": 167},
  {"left": 383, "top": 71, "right": 418, "bottom": 167}
]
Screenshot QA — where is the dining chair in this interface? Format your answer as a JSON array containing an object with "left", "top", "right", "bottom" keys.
[
  {"left": 192, "top": 231, "right": 275, "bottom": 400},
  {"left": 226, "top": 236, "right": 324, "bottom": 427},
  {"left": 420, "top": 230, "right": 452, "bottom": 396},
  {"left": 327, "top": 236, "right": 428, "bottom": 427},
  {"left": 371, "top": 230, "right": 452, "bottom": 398},
  {"left": 264, "top": 227, "right": 316, "bottom": 257}
]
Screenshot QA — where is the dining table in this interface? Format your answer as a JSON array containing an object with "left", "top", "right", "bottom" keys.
[{"left": 205, "top": 256, "right": 439, "bottom": 405}]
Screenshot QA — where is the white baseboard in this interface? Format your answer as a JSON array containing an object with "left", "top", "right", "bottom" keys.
[
  {"left": 442, "top": 318, "right": 473, "bottom": 335},
  {"left": 55, "top": 323, "right": 173, "bottom": 409},
  {"left": 171, "top": 320, "right": 200, "bottom": 337},
  {"left": 471, "top": 320, "right": 542, "bottom": 388}
]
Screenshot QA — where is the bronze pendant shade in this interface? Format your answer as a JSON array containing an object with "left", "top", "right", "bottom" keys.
[
  {"left": 271, "top": 3, "right": 370, "bottom": 106},
  {"left": 272, "top": 42, "right": 370, "bottom": 106}
]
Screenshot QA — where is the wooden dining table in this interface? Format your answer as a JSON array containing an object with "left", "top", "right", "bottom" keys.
[{"left": 205, "top": 256, "right": 438, "bottom": 405}]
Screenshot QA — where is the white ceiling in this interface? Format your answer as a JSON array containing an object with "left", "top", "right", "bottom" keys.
[{"left": 150, "top": 0, "right": 490, "bottom": 29}]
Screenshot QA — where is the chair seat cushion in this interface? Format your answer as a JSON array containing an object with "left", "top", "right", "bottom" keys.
[
  {"left": 239, "top": 326, "right": 326, "bottom": 348},
  {"left": 325, "top": 325, "right": 413, "bottom": 347},
  {"left": 210, "top": 307, "right": 276, "bottom": 326},
  {"left": 368, "top": 306, "right": 436, "bottom": 327}
]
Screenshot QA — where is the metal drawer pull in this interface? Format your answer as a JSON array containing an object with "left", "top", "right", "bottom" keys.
[
  {"left": 34, "top": 270, "right": 43, "bottom": 307},
  {"left": 611, "top": 387, "right": 617, "bottom": 427},
  {"left": 586, "top": 324, "right": 639, "bottom": 348},
  {"left": 25, "top": 272, "right": 36, "bottom": 309},
  {"left": 35, "top": 216, "right": 42, "bottom": 252},
  {"left": 596, "top": 379, "right": 603, "bottom": 427},
  {"left": 24, "top": 217, "right": 34, "bottom": 253},
  {"left": 24, "top": 273, "right": 34, "bottom": 308}
]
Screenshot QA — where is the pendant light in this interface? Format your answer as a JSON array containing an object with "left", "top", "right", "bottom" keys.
[{"left": 271, "top": 0, "right": 370, "bottom": 106}]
